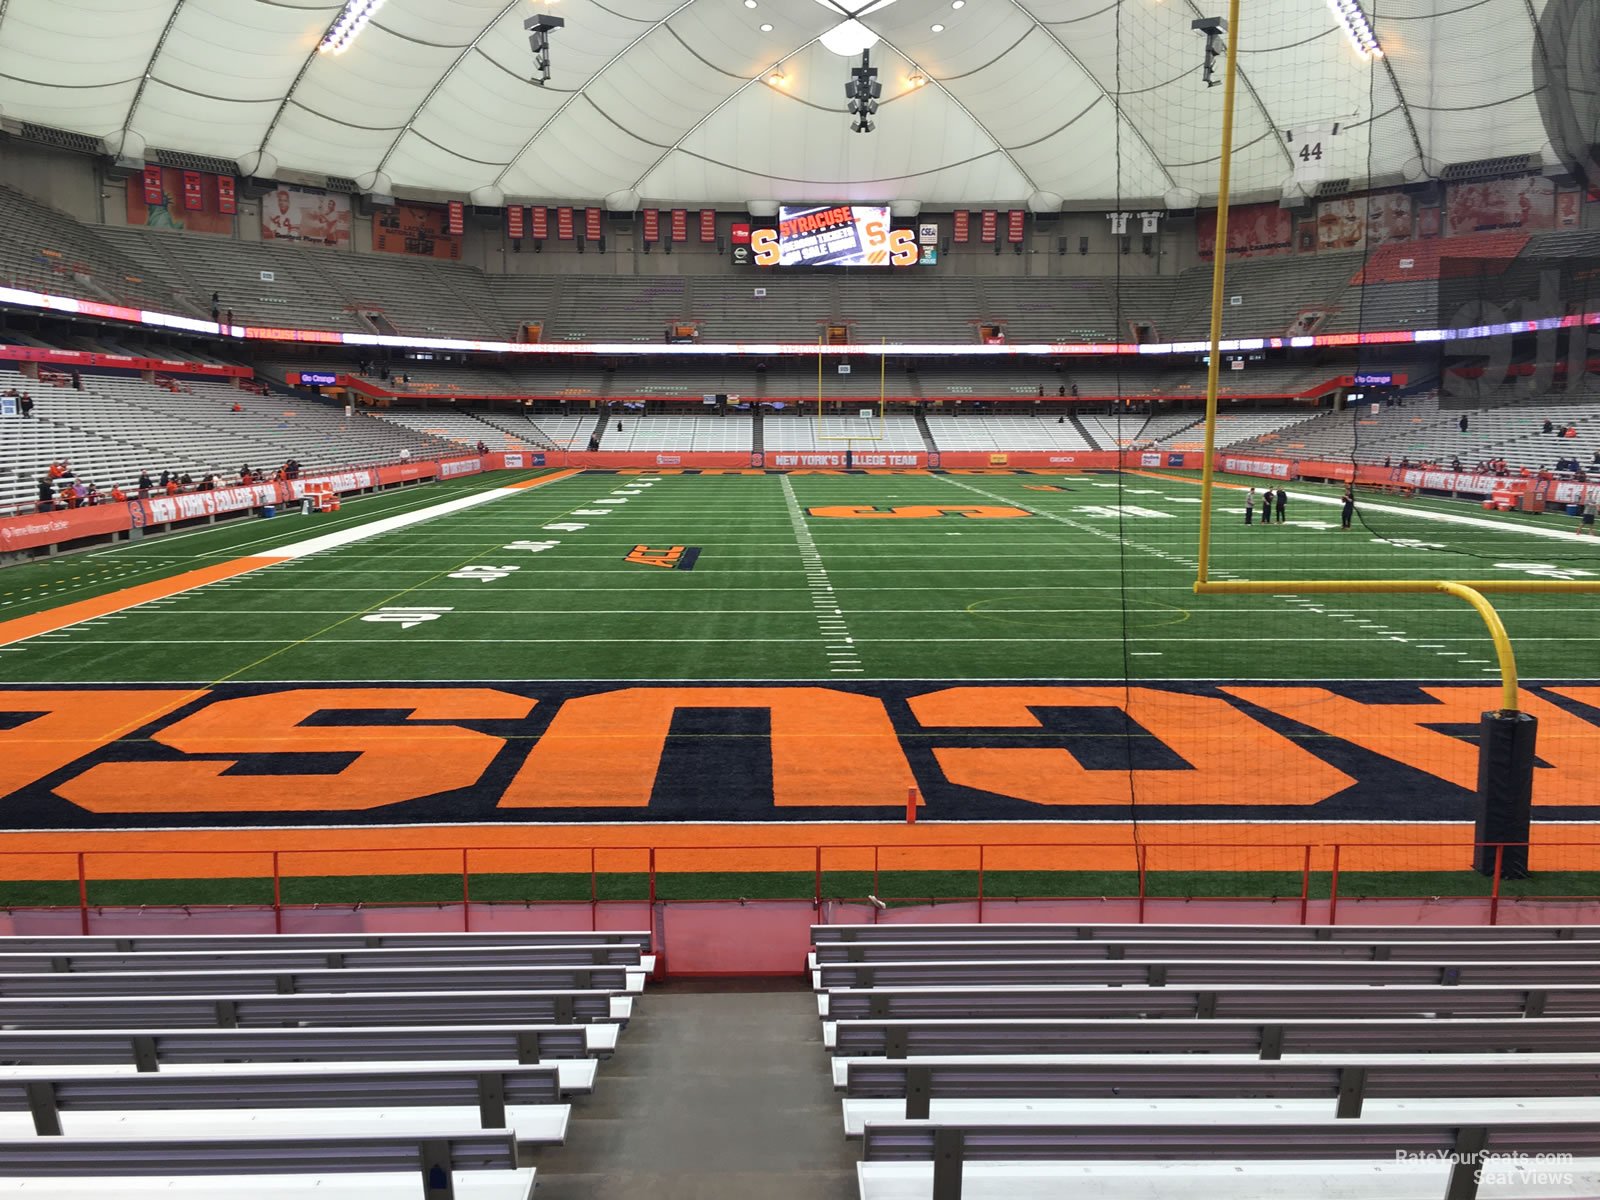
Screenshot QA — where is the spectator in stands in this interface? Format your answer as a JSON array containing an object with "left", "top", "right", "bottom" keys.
[
  {"left": 180, "top": 473, "right": 194, "bottom": 489},
  {"left": 240, "top": 465, "right": 253, "bottom": 485},
  {"left": 1459, "top": 414, "right": 1469, "bottom": 433},
  {"left": 19, "top": 393, "right": 33, "bottom": 418},
  {"left": 70, "top": 371, "right": 81, "bottom": 391},
  {"left": 136, "top": 470, "right": 152, "bottom": 498},
  {"left": 587, "top": 433, "right": 600, "bottom": 452},
  {"left": 231, "top": 402, "right": 243, "bottom": 413},
  {"left": 1544, "top": 418, "right": 1555, "bottom": 433},
  {"left": 36, "top": 477, "right": 53, "bottom": 513},
  {"left": 164, "top": 476, "right": 179, "bottom": 497},
  {"left": 1057, "top": 385, "right": 1066, "bottom": 397},
  {"left": 84, "top": 483, "right": 101, "bottom": 506},
  {"left": 1244, "top": 487, "right": 1255, "bottom": 525},
  {"left": 109, "top": 484, "right": 127, "bottom": 503},
  {"left": 476, "top": 440, "right": 489, "bottom": 455},
  {"left": 1070, "top": 384, "right": 1079, "bottom": 398},
  {"left": 1383, "top": 455, "right": 1391, "bottom": 467},
  {"left": 70, "top": 480, "right": 87, "bottom": 508},
  {"left": 1340, "top": 486, "right": 1355, "bottom": 530},
  {"left": 616, "top": 420, "right": 623, "bottom": 433},
  {"left": 158, "top": 469, "right": 170, "bottom": 490},
  {"left": 1037, "top": 385, "right": 1045, "bottom": 397},
  {"left": 1275, "top": 488, "right": 1287, "bottom": 524},
  {"left": 1452, "top": 456, "right": 1463, "bottom": 472}
]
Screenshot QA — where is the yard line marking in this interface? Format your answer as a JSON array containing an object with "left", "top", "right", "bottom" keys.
[{"left": 781, "top": 474, "right": 865, "bottom": 675}]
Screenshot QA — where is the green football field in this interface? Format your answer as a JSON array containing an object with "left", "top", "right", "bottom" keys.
[
  {"left": 3, "top": 467, "right": 1599, "bottom": 683},
  {"left": 3, "top": 467, "right": 1598, "bottom": 912}
]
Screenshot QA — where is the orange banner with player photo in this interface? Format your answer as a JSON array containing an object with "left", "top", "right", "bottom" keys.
[
  {"left": 1316, "top": 191, "right": 1413, "bottom": 252},
  {"left": 124, "top": 166, "right": 233, "bottom": 235},
  {"left": 1445, "top": 176, "right": 1554, "bottom": 237},
  {"left": 260, "top": 186, "right": 352, "bottom": 248}
]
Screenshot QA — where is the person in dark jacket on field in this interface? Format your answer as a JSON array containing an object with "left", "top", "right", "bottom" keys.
[
  {"left": 1275, "top": 487, "right": 1287, "bottom": 524},
  {"left": 1341, "top": 486, "right": 1355, "bottom": 530},
  {"left": 1259, "top": 488, "right": 1274, "bottom": 525}
]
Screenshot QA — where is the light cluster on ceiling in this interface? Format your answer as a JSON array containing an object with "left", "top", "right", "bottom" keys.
[
  {"left": 1191, "top": 16, "right": 1226, "bottom": 87},
  {"left": 1329, "top": 0, "right": 1384, "bottom": 59},
  {"left": 319, "top": 0, "right": 386, "bottom": 55},
  {"left": 846, "top": 50, "right": 882, "bottom": 133},
  {"left": 526, "top": 12, "right": 565, "bottom": 86}
]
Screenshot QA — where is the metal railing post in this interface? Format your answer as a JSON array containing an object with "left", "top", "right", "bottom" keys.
[
  {"left": 1328, "top": 844, "right": 1342, "bottom": 926},
  {"left": 272, "top": 851, "right": 283, "bottom": 935},
  {"left": 461, "top": 848, "right": 471, "bottom": 932},
  {"left": 1299, "top": 845, "right": 1312, "bottom": 925},
  {"left": 76, "top": 853, "right": 89, "bottom": 936},
  {"left": 1489, "top": 844, "right": 1505, "bottom": 926}
]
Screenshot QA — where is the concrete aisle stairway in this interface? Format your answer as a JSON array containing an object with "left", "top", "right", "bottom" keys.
[{"left": 533, "top": 983, "right": 857, "bottom": 1199}]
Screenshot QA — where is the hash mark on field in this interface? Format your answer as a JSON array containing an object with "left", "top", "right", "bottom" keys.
[{"left": 781, "top": 475, "right": 863, "bottom": 674}]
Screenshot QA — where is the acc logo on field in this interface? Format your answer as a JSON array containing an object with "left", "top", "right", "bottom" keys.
[
  {"left": 806, "top": 505, "right": 1031, "bottom": 519},
  {"left": 626, "top": 544, "right": 701, "bottom": 569}
]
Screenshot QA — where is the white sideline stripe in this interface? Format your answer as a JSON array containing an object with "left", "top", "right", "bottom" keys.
[
  {"left": 261, "top": 484, "right": 554, "bottom": 560},
  {"left": 1281, "top": 486, "right": 1593, "bottom": 543}
]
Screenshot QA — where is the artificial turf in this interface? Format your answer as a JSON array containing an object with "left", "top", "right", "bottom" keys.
[{"left": 3, "top": 466, "right": 1598, "bottom": 909}]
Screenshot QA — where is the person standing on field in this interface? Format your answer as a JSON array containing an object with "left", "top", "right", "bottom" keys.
[
  {"left": 1275, "top": 487, "right": 1287, "bottom": 524},
  {"left": 1259, "top": 488, "right": 1273, "bottom": 525},
  {"left": 1582, "top": 496, "right": 1597, "bottom": 536},
  {"left": 1244, "top": 487, "right": 1255, "bottom": 525},
  {"left": 1341, "top": 486, "right": 1355, "bottom": 530}
]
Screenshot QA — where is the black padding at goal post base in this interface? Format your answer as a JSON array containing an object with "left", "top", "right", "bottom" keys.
[{"left": 1473, "top": 710, "right": 1537, "bottom": 878}]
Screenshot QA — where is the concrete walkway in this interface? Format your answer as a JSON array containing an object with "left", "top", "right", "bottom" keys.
[{"left": 534, "top": 981, "right": 858, "bottom": 1199}]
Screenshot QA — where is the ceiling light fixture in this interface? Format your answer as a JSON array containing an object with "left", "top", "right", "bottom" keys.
[
  {"left": 525, "top": 12, "right": 565, "bottom": 86},
  {"left": 767, "top": 69, "right": 787, "bottom": 86},
  {"left": 760, "top": 22, "right": 772, "bottom": 31},
  {"left": 931, "top": 23, "right": 944, "bottom": 32},
  {"left": 846, "top": 49, "right": 881, "bottom": 133},
  {"left": 319, "top": 0, "right": 386, "bottom": 55},
  {"left": 908, "top": 71, "right": 927, "bottom": 88},
  {"left": 1328, "top": 0, "right": 1383, "bottom": 59},
  {"left": 951, "top": 1, "right": 964, "bottom": 7}
]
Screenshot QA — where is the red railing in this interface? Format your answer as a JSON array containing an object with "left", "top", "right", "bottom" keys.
[{"left": 5, "top": 839, "right": 1594, "bottom": 936}]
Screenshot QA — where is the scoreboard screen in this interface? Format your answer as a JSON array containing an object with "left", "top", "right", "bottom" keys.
[{"left": 777, "top": 205, "right": 892, "bottom": 267}]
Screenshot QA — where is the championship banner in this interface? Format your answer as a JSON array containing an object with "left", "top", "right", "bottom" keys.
[
  {"left": 980, "top": 210, "right": 997, "bottom": 242},
  {"left": 1445, "top": 176, "right": 1554, "bottom": 237},
  {"left": 261, "top": 186, "right": 352, "bottom": 248},
  {"left": 642, "top": 208, "right": 659, "bottom": 241},
  {"left": 447, "top": 200, "right": 465, "bottom": 236},
  {"left": 953, "top": 210, "right": 970, "bottom": 243},
  {"left": 699, "top": 208, "right": 716, "bottom": 242},
  {"left": 556, "top": 207, "right": 574, "bottom": 240},
  {"left": 585, "top": 206, "right": 602, "bottom": 241},
  {"left": 507, "top": 204, "right": 524, "bottom": 240},
  {"left": 126, "top": 166, "right": 232, "bottom": 234},
  {"left": 216, "top": 175, "right": 236, "bottom": 215},
  {"left": 372, "top": 202, "right": 464, "bottom": 260},
  {"left": 530, "top": 206, "right": 548, "bottom": 240},
  {"left": 1006, "top": 209, "right": 1024, "bottom": 242},
  {"left": 1197, "top": 201, "right": 1293, "bottom": 260},
  {"left": 670, "top": 208, "right": 688, "bottom": 241}
]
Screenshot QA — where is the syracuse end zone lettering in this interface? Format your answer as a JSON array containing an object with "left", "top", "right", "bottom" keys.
[
  {"left": 806, "top": 505, "right": 1031, "bottom": 519},
  {"left": 2, "top": 682, "right": 1597, "bottom": 824}
]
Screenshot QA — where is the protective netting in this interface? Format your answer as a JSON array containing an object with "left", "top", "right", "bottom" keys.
[{"left": 1088, "top": 0, "right": 1600, "bottom": 880}]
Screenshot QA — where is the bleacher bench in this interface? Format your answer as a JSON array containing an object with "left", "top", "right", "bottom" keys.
[
  {"left": 812, "top": 957, "right": 1599, "bottom": 991},
  {"left": 0, "top": 1129, "right": 528, "bottom": 1199},
  {"left": 0, "top": 988, "right": 632, "bottom": 1030},
  {"left": 0, "top": 944, "right": 651, "bottom": 974},
  {"left": 0, "top": 1023, "right": 614, "bottom": 1071},
  {"left": 842, "top": 1054, "right": 1600, "bottom": 1121},
  {"left": 810, "top": 937, "right": 1600, "bottom": 964},
  {"left": 0, "top": 932, "right": 651, "bottom": 954},
  {"left": 812, "top": 922, "right": 1600, "bottom": 943},
  {"left": 819, "top": 982, "right": 1594, "bottom": 1021},
  {"left": 859, "top": 1118, "right": 1600, "bottom": 1200},
  {"left": 827, "top": 1015, "right": 1600, "bottom": 1060},
  {"left": 0, "top": 962, "right": 646, "bottom": 998}
]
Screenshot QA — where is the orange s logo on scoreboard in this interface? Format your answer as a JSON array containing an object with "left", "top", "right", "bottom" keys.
[
  {"left": 750, "top": 226, "right": 919, "bottom": 268},
  {"left": 806, "top": 505, "right": 1031, "bottom": 519}
]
